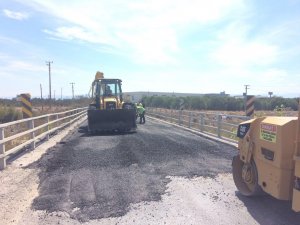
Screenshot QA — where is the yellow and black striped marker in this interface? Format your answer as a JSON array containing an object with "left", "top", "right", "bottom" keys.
[
  {"left": 245, "top": 95, "right": 255, "bottom": 117},
  {"left": 20, "top": 93, "right": 33, "bottom": 118}
]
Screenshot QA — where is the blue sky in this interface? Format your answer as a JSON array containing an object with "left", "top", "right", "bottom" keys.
[{"left": 0, "top": 0, "right": 300, "bottom": 98}]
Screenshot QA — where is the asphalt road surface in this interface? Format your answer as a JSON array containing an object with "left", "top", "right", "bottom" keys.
[
  {"left": 6, "top": 117, "right": 300, "bottom": 224},
  {"left": 31, "top": 117, "right": 235, "bottom": 220}
]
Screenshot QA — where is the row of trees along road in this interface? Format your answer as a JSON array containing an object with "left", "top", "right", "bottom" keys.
[{"left": 141, "top": 95, "right": 299, "bottom": 111}]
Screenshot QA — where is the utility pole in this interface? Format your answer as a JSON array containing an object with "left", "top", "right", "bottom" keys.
[
  {"left": 61, "top": 87, "right": 63, "bottom": 100},
  {"left": 46, "top": 61, "right": 53, "bottom": 100},
  {"left": 40, "top": 83, "right": 44, "bottom": 111},
  {"left": 54, "top": 90, "right": 56, "bottom": 100},
  {"left": 70, "top": 82, "right": 75, "bottom": 99},
  {"left": 244, "top": 84, "right": 250, "bottom": 96},
  {"left": 40, "top": 83, "right": 43, "bottom": 99}
]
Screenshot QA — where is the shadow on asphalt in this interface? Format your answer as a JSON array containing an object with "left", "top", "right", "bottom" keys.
[
  {"left": 78, "top": 125, "right": 136, "bottom": 137},
  {"left": 236, "top": 192, "right": 300, "bottom": 224}
]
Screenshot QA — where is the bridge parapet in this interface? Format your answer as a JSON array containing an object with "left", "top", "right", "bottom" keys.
[{"left": 0, "top": 107, "right": 87, "bottom": 169}]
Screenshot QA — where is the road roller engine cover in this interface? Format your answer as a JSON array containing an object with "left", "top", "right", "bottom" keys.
[{"left": 233, "top": 109, "right": 300, "bottom": 212}]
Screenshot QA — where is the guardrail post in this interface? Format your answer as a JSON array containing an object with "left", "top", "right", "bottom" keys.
[
  {"left": 29, "top": 119, "right": 35, "bottom": 149},
  {"left": 188, "top": 112, "right": 192, "bottom": 128},
  {"left": 172, "top": 110, "right": 175, "bottom": 123},
  {"left": 166, "top": 109, "right": 168, "bottom": 120},
  {"left": 178, "top": 110, "right": 182, "bottom": 125},
  {"left": 56, "top": 114, "right": 59, "bottom": 127},
  {"left": 75, "top": 109, "right": 79, "bottom": 125},
  {"left": 47, "top": 116, "right": 50, "bottom": 140},
  {"left": 217, "top": 115, "right": 222, "bottom": 138},
  {"left": 0, "top": 127, "right": 6, "bottom": 169},
  {"left": 77, "top": 109, "right": 82, "bottom": 125},
  {"left": 200, "top": 114, "right": 204, "bottom": 132}
]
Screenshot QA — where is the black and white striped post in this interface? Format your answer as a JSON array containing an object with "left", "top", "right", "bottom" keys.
[
  {"left": 245, "top": 95, "right": 255, "bottom": 117},
  {"left": 20, "top": 93, "right": 33, "bottom": 118}
]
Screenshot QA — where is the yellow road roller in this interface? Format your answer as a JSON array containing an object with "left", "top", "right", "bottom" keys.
[{"left": 233, "top": 105, "right": 300, "bottom": 212}]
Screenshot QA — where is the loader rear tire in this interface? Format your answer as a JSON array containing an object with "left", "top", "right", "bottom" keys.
[{"left": 232, "top": 155, "right": 262, "bottom": 196}]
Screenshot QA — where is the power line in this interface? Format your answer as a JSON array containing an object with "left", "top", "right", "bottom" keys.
[
  {"left": 70, "top": 82, "right": 75, "bottom": 99},
  {"left": 46, "top": 61, "right": 53, "bottom": 100}
]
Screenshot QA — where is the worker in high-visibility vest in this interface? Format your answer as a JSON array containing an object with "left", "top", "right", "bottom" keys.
[{"left": 136, "top": 103, "right": 145, "bottom": 124}]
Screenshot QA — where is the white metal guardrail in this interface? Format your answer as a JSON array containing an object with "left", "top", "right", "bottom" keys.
[
  {"left": 147, "top": 107, "right": 250, "bottom": 143},
  {"left": 0, "top": 107, "right": 87, "bottom": 169}
]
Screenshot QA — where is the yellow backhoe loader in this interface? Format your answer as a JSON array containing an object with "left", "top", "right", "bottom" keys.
[
  {"left": 87, "top": 71, "right": 136, "bottom": 133},
  {"left": 233, "top": 103, "right": 300, "bottom": 212}
]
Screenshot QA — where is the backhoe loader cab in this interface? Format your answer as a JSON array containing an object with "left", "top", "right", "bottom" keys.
[
  {"left": 91, "top": 78, "right": 123, "bottom": 109},
  {"left": 88, "top": 72, "right": 136, "bottom": 133}
]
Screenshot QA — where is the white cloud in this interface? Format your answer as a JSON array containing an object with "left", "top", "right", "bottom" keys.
[
  {"left": 200, "top": 67, "right": 298, "bottom": 97},
  {"left": 3, "top": 9, "right": 29, "bottom": 20},
  {"left": 205, "top": 18, "right": 300, "bottom": 97},
  {"left": 43, "top": 27, "right": 107, "bottom": 44},
  {"left": 0, "top": 52, "right": 46, "bottom": 73},
  {"left": 19, "top": 0, "right": 245, "bottom": 64},
  {"left": 211, "top": 21, "right": 279, "bottom": 68},
  {"left": 261, "top": 68, "right": 287, "bottom": 82},
  {"left": 212, "top": 40, "right": 278, "bottom": 67},
  {"left": 0, "top": 35, "right": 20, "bottom": 44},
  {"left": 0, "top": 36, "right": 50, "bottom": 77},
  {"left": 5, "top": 60, "right": 46, "bottom": 72},
  {"left": 116, "top": 28, "right": 179, "bottom": 64}
]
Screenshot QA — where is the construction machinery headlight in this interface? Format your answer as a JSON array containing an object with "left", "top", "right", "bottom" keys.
[{"left": 106, "top": 102, "right": 116, "bottom": 110}]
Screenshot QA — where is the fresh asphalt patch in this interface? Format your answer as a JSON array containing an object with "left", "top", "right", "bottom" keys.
[{"left": 28, "top": 119, "right": 236, "bottom": 222}]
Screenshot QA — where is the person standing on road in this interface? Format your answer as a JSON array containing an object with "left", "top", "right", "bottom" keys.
[{"left": 136, "top": 103, "right": 146, "bottom": 124}]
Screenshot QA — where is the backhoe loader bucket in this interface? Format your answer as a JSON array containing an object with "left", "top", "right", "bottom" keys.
[{"left": 88, "top": 108, "right": 137, "bottom": 133}]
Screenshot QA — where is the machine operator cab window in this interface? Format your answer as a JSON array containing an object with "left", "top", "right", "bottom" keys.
[
  {"left": 93, "top": 79, "right": 123, "bottom": 103},
  {"left": 104, "top": 83, "right": 120, "bottom": 97},
  {"left": 96, "top": 83, "right": 114, "bottom": 97},
  {"left": 104, "top": 85, "right": 113, "bottom": 96}
]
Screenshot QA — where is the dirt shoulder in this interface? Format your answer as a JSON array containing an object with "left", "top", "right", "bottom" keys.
[{"left": 0, "top": 117, "right": 86, "bottom": 225}]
